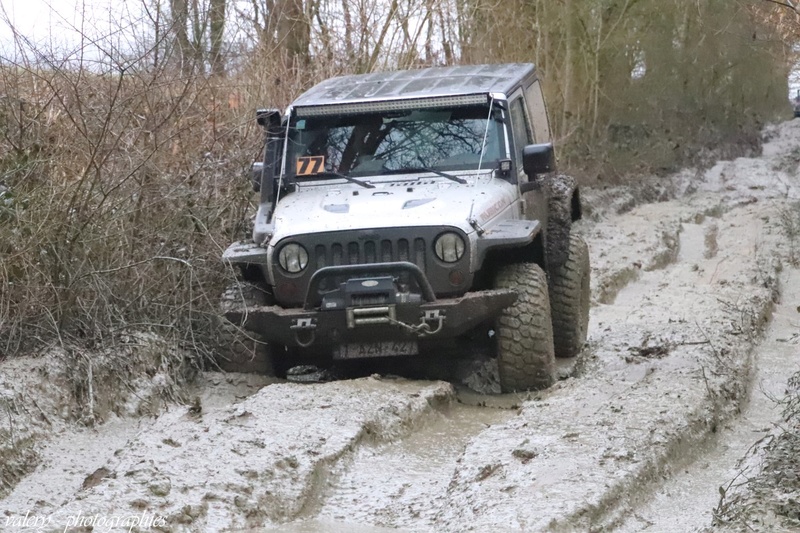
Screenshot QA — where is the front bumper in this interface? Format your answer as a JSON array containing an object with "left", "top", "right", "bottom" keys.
[{"left": 225, "top": 289, "right": 517, "bottom": 349}]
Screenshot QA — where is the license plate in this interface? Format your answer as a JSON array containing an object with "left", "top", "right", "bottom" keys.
[{"left": 334, "top": 341, "right": 418, "bottom": 359}]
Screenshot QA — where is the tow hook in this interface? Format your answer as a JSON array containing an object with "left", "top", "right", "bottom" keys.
[
  {"left": 290, "top": 317, "right": 317, "bottom": 347},
  {"left": 419, "top": 309, "right": 445, "bottom": 336},
  {"left": 423, "top": 309, "right": 444, "bottom": 322},
  {"left": 384, "top": 309, "right": 445, "bottom": 337}
]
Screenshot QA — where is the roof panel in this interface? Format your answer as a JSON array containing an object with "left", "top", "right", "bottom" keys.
[{"left": 290, "top": 63, "right": 536, "bottom": 108}]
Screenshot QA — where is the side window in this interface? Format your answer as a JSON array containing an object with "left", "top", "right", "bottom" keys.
[
  {"left": 509, "top": 97, "right": 533, "bottom": 178},
  {"left": 525, "top": 80, "right": 551, "bottom": 143}
]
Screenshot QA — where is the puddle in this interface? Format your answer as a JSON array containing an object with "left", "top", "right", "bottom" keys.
[
  {"left": 0, "top": 372, "right": 272, "bottom": 519},
  {"left": 0, "top": 417, "right": 143, "bottom": 515}
]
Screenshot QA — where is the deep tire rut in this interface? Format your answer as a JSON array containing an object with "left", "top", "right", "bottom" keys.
[
  {"left": 295, "top": 403, "right": 515, "bottom": 531},
  {"left": 616, "top": 266, "right": 800, "bottom": 532}
]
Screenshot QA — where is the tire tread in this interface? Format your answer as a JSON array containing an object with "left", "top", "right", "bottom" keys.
[
  {"left": 549, "top": 234, "right": 591, "bottom": 358},
  {"left": 494, "top": 262, "right": 556, "bottom": 392}
]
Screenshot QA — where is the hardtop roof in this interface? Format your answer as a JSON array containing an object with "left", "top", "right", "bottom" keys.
[{"left": 289, "top": 63, "right": 537, "bottom": 109}]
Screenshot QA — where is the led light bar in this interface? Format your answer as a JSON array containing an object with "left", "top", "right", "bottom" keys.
[{"left": 294, "top": 94, "right": 490, "bottom": 117}]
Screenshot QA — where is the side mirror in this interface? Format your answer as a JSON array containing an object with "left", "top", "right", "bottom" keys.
[
  {"left": 522, "top": 143, "right": 556, "bottom": 176},
  {"left": 256, "top": 108, "right": 282, "bottom": 132},
  {"left": 251, "top": 162, "right": 263, "bottom": 192}
]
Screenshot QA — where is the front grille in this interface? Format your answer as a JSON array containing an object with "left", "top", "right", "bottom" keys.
[
  {"left": 272, "top": 227, "right": 471, "bottom": 307},
  {"left": 314, "top": 237, "right": 427, "bottom": 271},
  {"left": 313, "top": 237, "right": 426, "bottom": 292}
]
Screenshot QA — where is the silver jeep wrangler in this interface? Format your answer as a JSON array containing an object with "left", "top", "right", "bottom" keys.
[{"left": 221, "top": 64, "right": 590, "bottom": 392}]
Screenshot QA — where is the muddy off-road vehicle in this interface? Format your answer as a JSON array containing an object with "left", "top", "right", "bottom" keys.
[{"left": 221, "top": 64, "right": 590, "bottom": 392}]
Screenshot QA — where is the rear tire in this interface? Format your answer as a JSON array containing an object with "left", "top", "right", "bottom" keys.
[
  {"left": 549, "top": 234, "right": 591, "bottom": 358},
  {"left": 493, "top": 262, "right": 556, "bottom": 392},
  {"left": 546, "top": 174, "right": 577, "bottom": 268},
  {"left": 217, "top": 282, "right": 275, "bottom": 374}
]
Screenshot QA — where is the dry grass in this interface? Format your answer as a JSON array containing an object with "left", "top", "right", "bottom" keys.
[{"left": 712, "top": 370, "right": 800, "bottom": 531}]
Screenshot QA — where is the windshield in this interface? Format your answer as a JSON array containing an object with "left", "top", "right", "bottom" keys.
[{"left": 285, "top": 103, "right": 506, "bottom": 179}]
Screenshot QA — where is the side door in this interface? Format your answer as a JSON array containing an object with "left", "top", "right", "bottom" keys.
[{"left": 508, "top": 89, "right": 548, "bottom": 222}]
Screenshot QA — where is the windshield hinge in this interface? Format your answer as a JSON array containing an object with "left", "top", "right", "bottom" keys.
[{"left": 469, "top": 218, "right": 486, "bottom": 236}]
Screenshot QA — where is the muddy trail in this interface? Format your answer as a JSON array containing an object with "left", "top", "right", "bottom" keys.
[{"left": 2, "top": 121, "right": 800, "bottom": 532}]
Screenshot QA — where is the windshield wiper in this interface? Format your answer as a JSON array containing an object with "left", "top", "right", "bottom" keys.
[
  {"left": 390, "top": 167, "right": 467, "bottom": 184},
  {"left": 298, "top": 171, "right": 375, "bottom": 189}
]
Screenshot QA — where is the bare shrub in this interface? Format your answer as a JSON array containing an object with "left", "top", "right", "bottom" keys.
[
  {"left": 461, "top": 0, "right": 791, "bottom": 182},
  {"left": 0, "top": 46, "right": 259, "bottom": 363},
  {"left": 778, "top": 201, "right": 800, "bottom": 265},
  {"left": 713, "top": 369, "right": 800, "bottom": 530}
]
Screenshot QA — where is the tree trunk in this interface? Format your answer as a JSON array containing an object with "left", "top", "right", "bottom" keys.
[
  {"left": 277, "top": 0, "right": 310, "bottom": 69},
  {"left": 170, "top": 0, "right": 192, "bottom": 76},
  {"left": 209, "top": 0, "right": 227, "bottom": 76}
]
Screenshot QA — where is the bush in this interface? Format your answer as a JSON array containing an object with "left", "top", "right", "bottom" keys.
[{"left": 0, "top": 62, "right": 260, "bottom": 359}]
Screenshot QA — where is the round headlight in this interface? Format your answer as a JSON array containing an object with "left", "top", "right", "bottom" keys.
[
  {"left": 434, "top": 232, "right": 466, "bottom": 263},
  {"left": 278, "top": 243, "right": 309, "bottom": 273}
]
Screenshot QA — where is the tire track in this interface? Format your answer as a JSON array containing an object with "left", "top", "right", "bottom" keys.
[
  {"left": 431, "top": 197, "right": 781, "bottom": 532},
  {"left": 616, "top": 266, "right": 800, "bottom": 532},
  {"left": 293, "top": 403, "right": 515, "bottom": 531}
]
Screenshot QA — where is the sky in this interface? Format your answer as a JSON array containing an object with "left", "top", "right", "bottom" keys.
[
  {"left": 0, "top": 0, "right": 258, "bottom": 68},
  {"left": 0, "top": 0, "right": 146, "bottom": 63},
  {"left": 1, "top": 0, "right": 107, "bottom": 47}
]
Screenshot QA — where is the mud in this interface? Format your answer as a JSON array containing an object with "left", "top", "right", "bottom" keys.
[
  {"left": 617, "top": 267, "right": 800, "bottom": 532},
  {"left": 3, "top": 120, "right": 800, "bottom": 532}
]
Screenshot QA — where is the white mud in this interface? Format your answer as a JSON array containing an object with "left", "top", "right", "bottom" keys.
[{"left": 617, "top": 266, "right": 800, "bottom": 532}]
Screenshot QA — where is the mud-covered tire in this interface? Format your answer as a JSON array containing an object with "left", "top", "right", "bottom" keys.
[
  {"left": 493, "top": 262, "right": 556, "bottom": 392},
  {"left": 216, "top": 282, "right": 275, "bottom": 374},
  {"left": 549, "top": 234, "right": 591, "bottom": 358},
  {"left": 546, "top": 174, "right": 577, "bottom": 268}
]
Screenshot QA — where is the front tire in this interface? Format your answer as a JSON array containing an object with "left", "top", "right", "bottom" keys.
[
  {"left": 493, "top": 262, "right": 556, "bottom": 392},
  {"left": 549, "top": 234, "right": 591, "bottom": 358}
]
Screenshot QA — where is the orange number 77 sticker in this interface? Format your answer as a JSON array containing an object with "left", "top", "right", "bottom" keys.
[{"left": 296, "top": 156, "right": 325, "bottom": 175}]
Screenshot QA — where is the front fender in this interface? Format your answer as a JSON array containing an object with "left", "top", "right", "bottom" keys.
[{"left": 474, "top": 219, "right": 541, "bottom": 270}]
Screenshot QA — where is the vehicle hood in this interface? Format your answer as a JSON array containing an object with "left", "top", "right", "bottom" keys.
[{"left": 269, "top": 176, "right": 519, "bottom": 243}]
